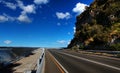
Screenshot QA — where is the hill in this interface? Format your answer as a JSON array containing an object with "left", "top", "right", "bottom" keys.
[{"left": 68, "top": 0, "right": 120, "bottom": 50}]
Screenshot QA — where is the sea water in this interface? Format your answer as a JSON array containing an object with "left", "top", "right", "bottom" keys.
[{"left": 0, "top": 49, "right": 13, "bottom": 63}]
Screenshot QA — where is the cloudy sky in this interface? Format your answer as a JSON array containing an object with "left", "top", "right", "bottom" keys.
[{"left": 0, "top": 0, "right": 93, "bottom": 48}]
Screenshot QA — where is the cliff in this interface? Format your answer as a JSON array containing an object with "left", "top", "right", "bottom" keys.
[{"left": 68, "top": 0, "right": 120, "bottom": 50}]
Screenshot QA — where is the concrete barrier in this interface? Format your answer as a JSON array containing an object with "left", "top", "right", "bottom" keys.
[
  {"left": 36, "top": 48, "right": 45, "bottom": 73},
  {"left": 25, "top": 48, "right": 45, "bottom": 73}
]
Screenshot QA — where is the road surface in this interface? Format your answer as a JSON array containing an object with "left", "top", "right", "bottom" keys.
[
  {"left": 45, "top": 49, "right": 120, "bottom": 73},
  {"left": 45, "top": 50, "right": 66, "bottom": 73}
]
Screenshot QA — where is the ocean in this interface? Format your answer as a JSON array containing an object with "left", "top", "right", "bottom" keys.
[{"left": 0, "top": 49, "right": 14, "bottom": 64}]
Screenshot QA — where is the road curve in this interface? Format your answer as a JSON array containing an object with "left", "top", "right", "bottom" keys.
[{"left": 48, "top": 49, "right": 120, "bottom": 73}]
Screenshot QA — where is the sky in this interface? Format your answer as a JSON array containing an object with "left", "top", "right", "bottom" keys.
[{"left": 0, "top": 0, "right": 93, "bottom": 48}]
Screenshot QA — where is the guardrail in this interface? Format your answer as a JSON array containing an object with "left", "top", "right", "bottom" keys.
[
  {"left": 25, "top": 48, "right": 45, "bottom": 73},
  {"left": 36, "top": 48, "right": 45, "bottom": 73}
]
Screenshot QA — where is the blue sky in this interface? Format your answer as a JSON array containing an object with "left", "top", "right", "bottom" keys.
[{"left": 0, "top": 0, "right": 93, "bottom": 48}]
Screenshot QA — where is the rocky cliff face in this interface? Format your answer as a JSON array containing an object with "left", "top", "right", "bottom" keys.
[{"left": 68, "top": 0, "right": 120, "bottom": 50}]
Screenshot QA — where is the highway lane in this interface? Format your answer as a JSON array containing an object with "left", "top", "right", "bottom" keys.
[
  {"left": 61, "top": 50, "right": 120, "bottom": 68},
  {"left": 48, "top": 49, "right": 120, "bottom": 73},
  {"left": 45, "top": 50, "right": 66, "bottom": 73}
]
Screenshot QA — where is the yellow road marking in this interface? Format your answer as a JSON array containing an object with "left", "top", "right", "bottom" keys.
[{"left": 48, "top": 51, "right": 65, "bottom": 73}]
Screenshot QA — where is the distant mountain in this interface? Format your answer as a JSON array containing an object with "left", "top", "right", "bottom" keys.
[{"left": 68, "top": 0, "right": 120, "bottom": 50}]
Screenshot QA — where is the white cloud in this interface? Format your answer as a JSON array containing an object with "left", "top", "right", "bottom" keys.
[
  {"left": 18, "top": 14, "right": 31, "bottom": 23},
  {"left": 17, "top": 0, "right": 35, "bottom": 23},
  {"left": 0, "top": 0, "right": 48, "bottom": 23},
  {"left": 5, "top": 2, "right": 17, "bottom": 10},
  {"left": 0, "top": 13, "right": 31, "bottom": 23},
  {"left": 56, "top": 12, "right": 71, "bottom": 19},
  {"left": 67, "top": 41, "right": 70, "bottom": 45},
  {"left": 0, "top": 0, "right": 33, "bottom": 23},
  {"left": 4, "top": 40, "right": 12, "bottom": 44},
  {"left": 73, "top": 2, "right": 88, "bottom": 14},
  {"left": 0, "top": 1, "right": 17, "bottom": 10},
  {"left": 34, "top": 0, "right": 49, "bottom": 5},
  {"left": 17, "top": 1, "right": 36, "bottom": 14},
  {"left": 3, "top": 14, "right": 16, "bottom": 21},
  {"left": 17, "top": 0, "right": 24, "bottom": 9},
  {"left": 57, "top": 40, "right": 66, "bottom": 44},
  {"left": 0, "top": 14, "right": 16, "bottom": 22},
  {"left": 73, "top": 27, "right": 76, "bottom": 33},
  {"left": 0, "top": 15, "right": 8, "bottom": 22},
  {"left": 22, "top": 4, "right": 36, "bottom": 14},
  {"left": 57, "top": 40, "right": 70, "bottom": 45}
]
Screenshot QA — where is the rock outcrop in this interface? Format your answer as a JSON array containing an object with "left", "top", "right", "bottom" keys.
[{"left": 68, "top": 0, "right": 120, "bottom": 50}]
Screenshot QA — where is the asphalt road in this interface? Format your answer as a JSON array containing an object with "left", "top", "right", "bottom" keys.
[
  {"left": 45, "top": 50, "right": 65, "bottom": 73},
  {"left": 47, "top": 49, "right": 120, "bottom": 73}
]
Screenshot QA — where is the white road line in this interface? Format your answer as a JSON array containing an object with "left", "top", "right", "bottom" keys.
[
  {"left": 49, "top": 51, "right": 69, "bottom": 73},
  {"left": 84, "top": 53, "right": 120, "bottom": 61},
  {"left": 57, "top": 52, "right": 120, "bottom": 71}
]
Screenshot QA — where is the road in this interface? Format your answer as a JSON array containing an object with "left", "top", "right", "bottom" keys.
[
  {"left": 45, "top": 50, "right": 66, "bottom": 73},
  {"left": 45, "top": 49, "right": 120, "bottom": 73}
]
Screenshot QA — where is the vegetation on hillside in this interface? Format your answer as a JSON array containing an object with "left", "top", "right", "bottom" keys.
[{"left": 68, "top": 0, "right": 120, "bottom": 51}]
